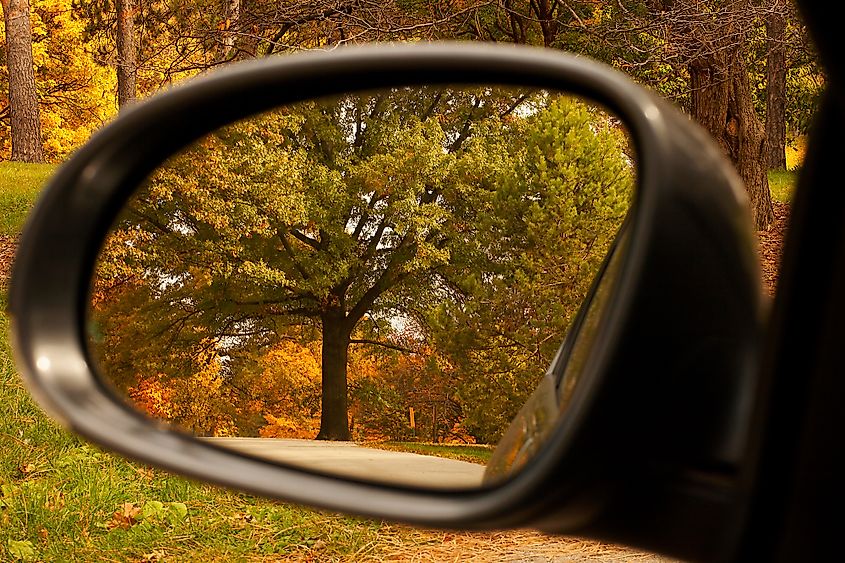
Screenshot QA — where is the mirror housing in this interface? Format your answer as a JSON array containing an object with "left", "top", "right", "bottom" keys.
[{"left": 9, "top": 43, "right": 762, "bottom": 561}]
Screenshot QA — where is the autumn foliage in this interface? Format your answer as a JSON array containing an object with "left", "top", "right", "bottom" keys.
[
  {"left": 111, "top": 331, "right": 475, "bottom": 443},
  {"left": 86, "top": 89, "right": 634, "bottom": 445}
]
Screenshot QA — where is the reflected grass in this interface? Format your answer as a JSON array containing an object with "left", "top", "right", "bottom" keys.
[{"left": 367, "top": 442, "right": 494, "bottom": 465}]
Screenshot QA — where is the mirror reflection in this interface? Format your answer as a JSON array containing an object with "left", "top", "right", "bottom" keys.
[{"left": 87, "top": 86, "right": 635, "bottom": 489}]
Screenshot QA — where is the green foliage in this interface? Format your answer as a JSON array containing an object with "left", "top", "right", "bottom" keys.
[
  {"left": 783, "top": 65, "right": 824, "bottom": 137},
  {"left": 89, "top": 88, "right": 634, "bottom": 443},
  {"left": 430, "top": 98, "right": 633, "bottom": 442},
  {"left": 352, "top": 377, "right": 414, "bottom": 441},
  {"left": 348, "top": 346, "right": 465, "bottom": 443}
]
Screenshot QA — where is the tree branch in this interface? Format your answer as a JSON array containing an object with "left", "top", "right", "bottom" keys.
[
  {"left": 349, "top": 338, "right": 420, "bottom": 355},
  {"left": 280, "top": 233, "right": 311, "bottom": 281},
  {"left": 448, "top": 96, "right": 483, "bottom": 152},
  {"left": 290, "top": 229, "right": 322, "bottom": 250}
]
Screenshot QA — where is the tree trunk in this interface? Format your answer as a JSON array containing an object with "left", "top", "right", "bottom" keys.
[
  {"left": 317, "top": 312, "right": 351, "bottom": 440},
  {"left": 730, "top": 60, "right": 774, "bottom": 230},
  {"left": 688, "top": 54, "right": 774, "bottom": 230},
  {"left": 1, "top": 0, "right": 43, "bottom": 162},
  {"left": 217, "top": 0, "right": 240, "bottom": 62},
  {"left": 116, "top": 0, "right": 137, "bottom": 108},
  {"left": 765, "top": 10, "right": 787, "bottom": 170}
]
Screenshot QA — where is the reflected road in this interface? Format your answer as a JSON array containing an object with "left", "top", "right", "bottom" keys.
[{"left": 202, "top": 438, "right": 486, "bottom": 489}]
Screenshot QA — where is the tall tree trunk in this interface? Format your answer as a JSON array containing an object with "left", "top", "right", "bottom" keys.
[
  {"left": 217, "top": 0, "right": 240, "bottom": 62},
  {"left": 688, "top": 54, "right": 774, "bottom": 230},
  {"left": 116, "top": 0, "right": 137, "bottom": 108},
  {"left": 730, "top": 58, "right": 774, "bottom": 230},
  {"left": 765, "top": 9, "right": 787, "bottom": 170},
  {"left": 317, "top": 312, "right": 351, "bottom": 441},
  {"left": 1, "top": 0, "right": 43, "bottom": 162}
]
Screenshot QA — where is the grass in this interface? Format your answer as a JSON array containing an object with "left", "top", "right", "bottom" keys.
[
  {"left": 769, "top": 169, "right": 798, "bottom": 204},
  {"left": 0, "top": 162, "right": 56, "bottom": 236},
  {"left": 768, "top": 135, "right": 805, "bottom": 205},
  {"left": 366, "top": 442, "right": 494, "bottom": 465}
]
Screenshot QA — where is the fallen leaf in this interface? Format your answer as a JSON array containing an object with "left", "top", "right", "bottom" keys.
[
  {"left": 311, "top": 539, "right": 327, "bottom": 550},
  {"left": 7, "top": 539, "right": 37, "bottom": 561},
  {"left": 17, "top": 464, "right": 36, "bottom": 477},
  {"left": 44, "top": 492, "right": 66, "bottom": 510},
  {"left": 139, "top": 500, "right": 165, "bottom": 521},
  {"left": 231, "top": 512, "right": 254, "bottom": 524},
  {"left": 107, "top": 502, "right": 141, "bottom": 530},
  {"left": 167, "top": 501, "right": 188, "bottom": 523},
  {"left": 139, "top": 549, "right": 166, "bottom": 562},
  {"left": 132, "top": 466, "right": 155, "bottom": 480}
]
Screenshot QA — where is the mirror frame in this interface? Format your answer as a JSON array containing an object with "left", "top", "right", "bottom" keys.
[{"left": 9, "top": 42, "right": 761, "bottom": 560}]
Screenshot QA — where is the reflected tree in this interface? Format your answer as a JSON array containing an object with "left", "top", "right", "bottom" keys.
[{"left": 89, "top": 88, "right": 633, "bottom": 441}]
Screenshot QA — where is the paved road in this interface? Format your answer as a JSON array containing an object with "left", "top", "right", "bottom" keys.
[{"left": 202, "top": 437, "right": 486, "bottom": 489}]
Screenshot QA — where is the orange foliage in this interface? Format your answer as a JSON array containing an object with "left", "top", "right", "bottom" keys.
[
  {"left": 171, "top": 346, "right": 239, "bottom": 437},
  {"left": 128, "top": 375, "right": 174, "bottom": 420},
  {"left": 443, "top": 422, "right": 478, "bottom": 445},
  {"left": 347, "top": 346, "right": 382, "bottom": 383},
  {"left": 259, "top": 413, "right": 320, "bottom": 439},
  {"left": 250, "top": 340, "right": 322, "bottom": 438},
  {"left": 128, "top": 345, "right": 239, "bottom": 437}
]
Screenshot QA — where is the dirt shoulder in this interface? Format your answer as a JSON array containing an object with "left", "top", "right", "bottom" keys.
[{"left": 353, "top": 529, "right": 679, "bottom": 562}]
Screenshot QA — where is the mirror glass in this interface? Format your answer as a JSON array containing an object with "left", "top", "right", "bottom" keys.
[{"left": 87, "top": 85, "right": 635, "bottom": 489}]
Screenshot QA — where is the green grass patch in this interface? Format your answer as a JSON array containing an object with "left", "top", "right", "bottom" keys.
[
  {"left": 0, "top": 162, "right": 56, "bottom": 236},
  {"left": 768, "top": 169, "right": 798, "bottom": 204},
  {"left": 367, "top": 442, "right": 494, "bottom": 465}
]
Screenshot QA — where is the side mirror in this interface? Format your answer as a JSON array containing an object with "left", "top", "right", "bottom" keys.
[{"left": 9, "top": 43, "right": 762, "bottom": 561}]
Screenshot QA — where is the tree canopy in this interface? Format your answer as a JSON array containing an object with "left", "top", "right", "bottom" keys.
[{"left": 88, "top": 86, "right": 634, "bottom": 444}]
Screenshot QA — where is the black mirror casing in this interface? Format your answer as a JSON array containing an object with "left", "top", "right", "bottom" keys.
[{"left": 8, "top": 43, "right": 762, "bottom": 562}]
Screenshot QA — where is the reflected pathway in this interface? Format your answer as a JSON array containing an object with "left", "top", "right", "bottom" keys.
[{"left": 201, "top": 437, "right": 486, "bottom": 489}]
